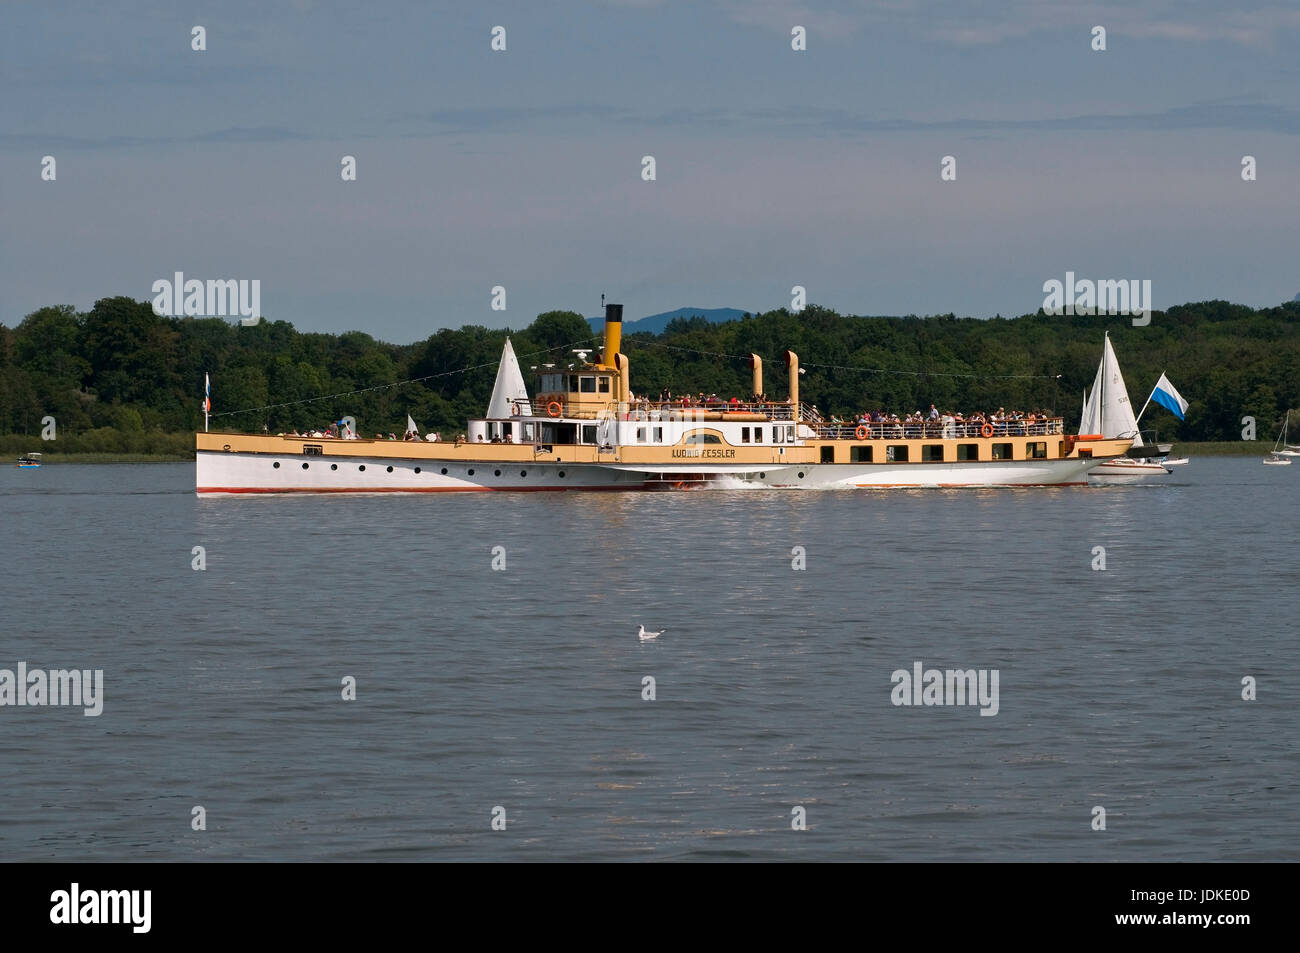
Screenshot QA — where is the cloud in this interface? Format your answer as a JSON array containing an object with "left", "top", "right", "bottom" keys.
[
  {"left": 0, "top": 126, "right": 309, "bottom": 150},
  {"left": 8, "top": 97, "right": 1297, "bottom": 152},
  {"left": 720, "top": 0, "right": 1300, "bottom": 49}
]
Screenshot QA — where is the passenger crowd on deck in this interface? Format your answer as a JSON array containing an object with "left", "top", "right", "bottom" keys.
[
  {"left": 274, "top": 402, "right": 1055, "bottom": 441},
  {"left": 823, "top": 405, "right": 1057, "bottom": 437}
]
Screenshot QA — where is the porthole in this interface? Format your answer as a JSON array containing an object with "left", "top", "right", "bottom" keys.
[
  {"left": 494, "top": 469, "right": 501, "bottom": 476},
  {"left": 386, "top": 466, "right": 394, "bottom": 473},
  {"left": 759, "top": 472, "right": 765, "bottom": 478},
  {"left": 440, "top": 468, "right": 448, "bottom": 475},
  {"left": 520, "top": 470, "right": 526, "bottom": 477},
  {"left": 273, "top": 461, "right": 280, "bottom": 469},
  {"left": 558, "top": 470, "right": 566, "bottom": 478},
  {"left": 330, "top": 463, "right": 337, "bottom": 471},
  {"left": 358, "top": 465, "right": 366, "bottom": 472},
  {"left": 222, "top": 444, "right": 231, "bottom": 451},
  {"left": 798, "top": 471, "right": 805, "bottom": 479},
  {"left": 468, "top": 468, "right": 475, "bottom": 476},
  {"left": 302, "top": 462, "right": 309, "bottom": 470},
  {"left": 414, "top": 467, "right": 421, "bottom": 474}
]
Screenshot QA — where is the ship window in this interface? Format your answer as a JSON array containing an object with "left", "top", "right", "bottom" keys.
[
  {"left": 653, "top": 427, "right": 663, "bottom": 442},
  {"left": 1029, "top": 441, "right": 1047, "bottom": 459},
  {"left": 957, "top": 444, "right": 979, "bottom": 461},
  {"left": 851, "top": 446, "right": 872, "bottom": 463},
  {"left": 568, "top": 375, "right": 579, "bottom": 393},
  {"left": 581, "top": 425, "right": 597, "bottom": 444},
  {"left": 580, "top": 376, "right": 596, "bottom": 393},
  {"left": 685, "top": 432, "right": 722, "bottom": 444},
  {"left": 636, "top": 427, "right": 646, "bottom": 442},
  {"left": 773, "top": 426, "right": 783, "bottom": 444},
  {"left": 992, "top": 443, "right": 1013, "bottom": 460},
  {"left": 820, "top": 446, "right": 835, "bottom": 464},
  {"left": 922, "top": 444, "right": 944, "bottom": 462},
  {"left": 886, "top": 445, "right": 909, "bottom": 462},
  {"left": 1078, "top": 449, "right": 1092, "bottom": 459},
  {"left": 741, "top": 427, "right": 750, "bottom": 443},
  {"left": 787, "top": 426, "right": 795, "bottom": 442},
  {"left": 303, "top": 444, "right": 323, "bottom": 456},
  {"left": 753, "top": 428, "right": 762, "bottom": 443},
  {"left": 598, "top": 377, "right": 610, "bottom": 393}
]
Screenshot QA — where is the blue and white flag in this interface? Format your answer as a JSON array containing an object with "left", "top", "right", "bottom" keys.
[
  {"left": 203, "top": 372, "right": 210, "bottom": 413},
  {"left": 1149, "top": 373, "right": 1187, "bottom": 420}
]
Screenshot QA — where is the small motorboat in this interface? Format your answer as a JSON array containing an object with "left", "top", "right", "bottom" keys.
[
  {"left": 1262, "top": 454, "right": 1292, "bottom": 466},
  {"left": 16, "top": 452, "right": 42, "bottom": 469}
]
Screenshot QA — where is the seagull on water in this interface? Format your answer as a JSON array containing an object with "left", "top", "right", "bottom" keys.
[{"left": 638, "top": 625, "right": 664, "bottom": 641}]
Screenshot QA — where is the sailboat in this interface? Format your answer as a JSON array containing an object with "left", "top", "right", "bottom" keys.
[
  {"left": 1263, "top": 413, "right": 1294, "bottom": 465},
  {"left": 1278, "top": 412, "right": 1300, "bottom": 457},
  {"left": 1083, "top": 334, "right": 1176, "bottom": 484}
]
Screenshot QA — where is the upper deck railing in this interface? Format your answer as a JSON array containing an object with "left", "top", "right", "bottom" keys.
[
  {"left": 617, "top": 400, "right": 798, "bottom": 421},
  {"left": 813, "top": 418, "right": 1064, "bottom": 440}
]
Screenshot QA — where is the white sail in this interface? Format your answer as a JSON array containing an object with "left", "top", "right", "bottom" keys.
[
  {"left": 486, "top": 337, "right": 533, "bottom": 418},
  {"left": 1080, "top": 368, "right": 1102, "bottom": 435},
  {"left": 1083, "top": 333, "right": 1141, "bottom": 446}
]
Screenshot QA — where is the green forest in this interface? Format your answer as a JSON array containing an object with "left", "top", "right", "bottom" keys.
[{"left": 1, "top": 295, "right": 1297, "bottom": 454}]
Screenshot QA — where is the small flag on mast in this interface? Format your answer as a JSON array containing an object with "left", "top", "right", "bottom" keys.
[
  {"left": 1149, "top": 373, "right": 1188, "bottom": 420},
  {"left": 203, "top": 373, "right": 211, "bottom": 432}
]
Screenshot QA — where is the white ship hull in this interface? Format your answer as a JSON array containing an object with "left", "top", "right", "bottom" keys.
[{"left": 197, "top": 450, "right": 1100, "bottom": 494}]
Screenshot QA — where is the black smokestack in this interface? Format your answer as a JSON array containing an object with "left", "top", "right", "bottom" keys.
[{"left": 602, "top": 304, "right": 623, "bottom": 366}]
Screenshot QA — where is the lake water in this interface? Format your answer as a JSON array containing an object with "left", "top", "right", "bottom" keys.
[{"left": 1, "top": 458, "right": 1296, "bottom": 861}]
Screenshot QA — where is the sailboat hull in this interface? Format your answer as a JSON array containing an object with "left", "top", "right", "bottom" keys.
[{"left": 1088, "top": 458, "right": 1171, "bottom": 484}]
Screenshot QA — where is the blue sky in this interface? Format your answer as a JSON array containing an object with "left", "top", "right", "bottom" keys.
[{"left": 3, "top": 0, "right": 1298, "bottom": 342}]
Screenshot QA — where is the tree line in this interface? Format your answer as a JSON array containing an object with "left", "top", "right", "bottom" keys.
[{"left": 1, "top": 295, "right": 1296, "bottom": 447}]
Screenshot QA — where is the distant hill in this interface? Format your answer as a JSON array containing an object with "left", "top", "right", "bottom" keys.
[{"left": 586, "top": 307, "right": 750, "bottom": 335}]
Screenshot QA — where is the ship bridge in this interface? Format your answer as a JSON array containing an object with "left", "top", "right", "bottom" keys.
[{"left": 468, "top": 302, "right": 811, "bottom": 449}]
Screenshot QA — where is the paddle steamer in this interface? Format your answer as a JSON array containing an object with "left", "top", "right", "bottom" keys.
[{"left": 196, "top": 305, "right": 1131, "bottom": 493}]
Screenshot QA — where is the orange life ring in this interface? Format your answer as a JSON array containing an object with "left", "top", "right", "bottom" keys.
[
  {"left": 854, "top": 425, "right": 869, "bottom": 440},
  {"left": 980, "top": 423, "right": 994, "bottom": 438},
  {"left": 547, "top": 401, "right": 562, "bottom": 417}
]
